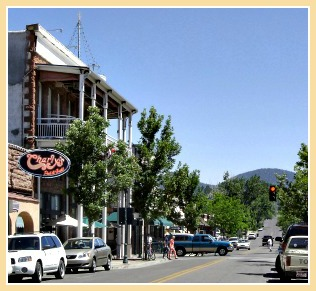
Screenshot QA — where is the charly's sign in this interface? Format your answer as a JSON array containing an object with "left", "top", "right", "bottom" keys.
[{"left": 18, "top": 149, "right": 71, "bottom": 178}]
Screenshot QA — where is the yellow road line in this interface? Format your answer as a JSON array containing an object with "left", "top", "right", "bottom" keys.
[{"left": 151, "top": 258, "right": 225, "bottom": 283}]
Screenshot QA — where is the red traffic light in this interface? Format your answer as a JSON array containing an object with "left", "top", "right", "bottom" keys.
[{"left": 269, "top": 185, "right": 277, "bottom": 201}]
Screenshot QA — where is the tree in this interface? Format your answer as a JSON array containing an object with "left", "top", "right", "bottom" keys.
[
  {"left": 56, "top": 106, "right": 140, "bottom": 228},
  {"left": 217, "top": 173, "right": 275, "bottom": 230},
  {"left": 163, "top": 162, "right": 209, "bottom": 229},
  {"left": 105, "top": 140, "right": 140, "bottom": 205},
  {"left": 132, "top": 106, "right": 181, "bottom": 222},
  {"left": 208, "top": 192, "right": 250, "bottom": 237},
  {"left": 277, "top": 143, "right": 308, "bottom": 231},
  {"left": 56, "top": 106, "right": 109, "bottom": 225}
]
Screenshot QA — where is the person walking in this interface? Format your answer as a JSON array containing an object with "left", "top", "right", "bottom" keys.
[
  {"left": 162, "top": 234, "right": 169, "bottom": 259},
  {"left": 267, "top": 237, "right": 273, "bottom": 252},
  {"left": 168, "top": 235, "right": 178, "bottom": 260}
]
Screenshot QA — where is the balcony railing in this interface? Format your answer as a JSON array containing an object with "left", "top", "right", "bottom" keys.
[
  {"left": 36, "top": 115, "right": 118, "bottom": 145},
  {"left": 37, "top": 115, "right": 77, "bottom": 138}
]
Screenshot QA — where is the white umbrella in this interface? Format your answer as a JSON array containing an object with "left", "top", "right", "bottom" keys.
[{"left": 48, "top": 214, "right": 88, "bottom": 227}]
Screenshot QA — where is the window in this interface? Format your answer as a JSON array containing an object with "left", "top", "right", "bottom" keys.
[
  {"left": 51, "top": 194, "right": 60, "bottom": 211},
  {"left": 42, "top": 236, "right": 56, "bottom": 249}
]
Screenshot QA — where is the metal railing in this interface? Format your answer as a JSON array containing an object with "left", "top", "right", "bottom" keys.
[
  {"left": 37, "top": 115, "right": 76, "bottom": 138},
  {"left": 36, "top": 115, "right": 118, "bottom": 145}
]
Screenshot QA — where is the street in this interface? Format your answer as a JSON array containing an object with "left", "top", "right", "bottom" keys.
[{"left": 20, "top": 219, "right": 308, "bottom": 284}]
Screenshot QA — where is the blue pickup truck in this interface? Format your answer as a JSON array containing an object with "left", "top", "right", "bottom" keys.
[{"left": 173, "top": 233, "right": 234, "bottom": 256}]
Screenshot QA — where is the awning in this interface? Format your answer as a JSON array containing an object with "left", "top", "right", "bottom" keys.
[
  {"left": 48, "top": 214, "right": 88, "bottom": 227},
  {"left": 151, "top": 217, "right": 174, "bottom": 227},
  {"left": 16, "top": 216, "right": 24, "bottom": 228},
  {"left": 107, "top": 212, "right": 117, "bottom": 222},
  {"left": 83, "top": 217, "right": 107, "bottom": 228}
]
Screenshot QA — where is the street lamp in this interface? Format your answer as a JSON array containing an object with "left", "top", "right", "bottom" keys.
[{"left": 123, "top": 189, "right": 128, "bottom": 264}]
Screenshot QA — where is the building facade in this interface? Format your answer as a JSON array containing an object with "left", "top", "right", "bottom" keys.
[{"left": 8, "top": 23, "right": 137, "bottom": 257}]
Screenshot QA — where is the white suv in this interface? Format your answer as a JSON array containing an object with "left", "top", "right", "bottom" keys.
[{"left": 8, "top": 232, "right": 67, "bottom": 283}]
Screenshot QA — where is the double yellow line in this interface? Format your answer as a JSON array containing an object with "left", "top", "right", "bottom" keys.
[{"left": 151, "top": 258, "right": 225, "bottom": 283}]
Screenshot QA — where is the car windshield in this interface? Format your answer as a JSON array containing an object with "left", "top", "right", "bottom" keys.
[
  {"left": 288, "top": 237, "right": 308, "bottom": 250},
  {"left": 238, "top": 239, "right": 248, "bottom": 243},
  {"left": 64, "top": 239, "right": 92, "bottom": 249},
  {"left": 8, "top": 237, "right": 40, "bottom": 250}
]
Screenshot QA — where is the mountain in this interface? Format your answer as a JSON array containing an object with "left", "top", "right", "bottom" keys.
[{"left": 233, "top": 168, "right": 295, "bottom": 185}]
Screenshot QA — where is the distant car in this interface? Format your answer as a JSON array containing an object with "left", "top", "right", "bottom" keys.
[
  {"left": 262, "top": 235, "right": 274, "bottom": 246},
  {"left": 279, "top": 236, "right": 308, "bottom": 281},
  {"left": 8, "top": 232, "right": 67, "bottom": 283},
  {"left": 63, "top": 237, "right": 112, "bottom": 273},
  {"left": 228, "top": 237, "right": 239, "bottom": 248},
  {"left": 258, "top": 227, "right": 264, "bottom": 231},
  {"left": 248, "top": 233, "right": 256, "bottom": 240},
  {"left": 236, "top": 239, "right": 251, "bottom": 250}
]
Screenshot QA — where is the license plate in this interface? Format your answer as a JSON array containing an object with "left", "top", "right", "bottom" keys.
[{"left": 296, "top": 271, "right": 308, "bottom": 278}]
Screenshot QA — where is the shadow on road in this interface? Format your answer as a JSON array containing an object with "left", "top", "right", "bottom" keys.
[{"left": 263, "top": 268, "right": 309, "bottom": 284}]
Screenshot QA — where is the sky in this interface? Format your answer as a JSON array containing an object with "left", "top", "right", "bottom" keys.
[{"left": 7, "top": 7, "right": 308, "bottom": 184}]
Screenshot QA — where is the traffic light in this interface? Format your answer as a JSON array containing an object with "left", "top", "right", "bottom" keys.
[{"left": 269, "top": 185, "right": 277, "bottom": 201}]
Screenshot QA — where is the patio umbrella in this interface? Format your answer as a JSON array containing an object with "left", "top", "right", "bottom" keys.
[{"left": 48, "top": 214, "right": 88, "bottom": 227}]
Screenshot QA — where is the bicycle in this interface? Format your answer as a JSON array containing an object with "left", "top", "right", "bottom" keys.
[{"left": 146, "top": 243, "right": 156, "bottom": 260}]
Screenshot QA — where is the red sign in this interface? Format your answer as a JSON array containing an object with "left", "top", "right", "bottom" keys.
[{"left": 18, "top": 149, "right": 71, "bottom": 178}]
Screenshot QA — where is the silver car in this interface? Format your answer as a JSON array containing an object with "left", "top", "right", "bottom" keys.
[{"left": 63, "top": 237, "right": 112, "bottom": 273}]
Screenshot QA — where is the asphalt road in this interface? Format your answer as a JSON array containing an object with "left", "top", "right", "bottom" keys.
[{"left": 19, "top": 219, "right": 308, "bottom": 284}]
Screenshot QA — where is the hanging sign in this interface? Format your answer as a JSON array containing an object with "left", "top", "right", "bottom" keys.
[{"left": 18, "top": 149, "right": 71, "bottom": 178}]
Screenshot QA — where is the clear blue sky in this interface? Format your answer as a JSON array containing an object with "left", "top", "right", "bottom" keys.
[{"left": 7, "top": 7, "right": 308, "bottom": 184}]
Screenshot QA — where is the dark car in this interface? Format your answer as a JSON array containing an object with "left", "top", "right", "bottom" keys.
[
  {"left": 274, "top": 223, "right": 308, "bottom": 274},
  {"left": 262, "top": 235, "right": 274, "bottom": 246}
]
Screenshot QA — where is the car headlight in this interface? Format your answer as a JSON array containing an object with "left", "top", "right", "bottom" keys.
[
  {"left": 77, "top": 252, "right": 91, "bottom": 259},
  {"left": 18, "top": 256, "right": 32, "bottom": 262}
]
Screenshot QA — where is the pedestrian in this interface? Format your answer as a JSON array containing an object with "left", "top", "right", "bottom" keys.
[
  {"left": 267, "top": 237, "right": 273, "bottom": 252},
  {"left": 162, "top": 234, "right": 169, "bottom": 259},
  {"left": 168, "top": 235, "right": 178, "bottom": 259}
]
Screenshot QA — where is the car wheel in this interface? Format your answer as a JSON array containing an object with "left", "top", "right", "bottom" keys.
[
  {"left": 89, "top": 258, "right": 96, "bottom": 273},
  {"left": 237, "top": 248, "right": 239, "bottom": 250},
  {"left": 248, "top": 248, "right": 250, "bottom": 250},
  {"left": 32, "top": 261, "right": 43, "bottom": 283},
  {"left": 217, "top": 247, "right": 227, "bottom": 256},
  {"left": 55, "top": 259, "right": 65, "bottom": 279},
  {"left": 104, "top": 256, "right": 112, "bottom": 271},
  {"left": 176, "top": 247, "right": 186, "bottom": 257}
]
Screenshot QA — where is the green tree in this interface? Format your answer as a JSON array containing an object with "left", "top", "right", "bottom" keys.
[
  {"left": 208, "top": 192, "right": 250, "bottom": 237},
  {"left": 277, "top": 143, "right": 308, "bottom": 231},
  {"left": 105, "top": 140, "right": 141, "bottom": 205},
  {"left": 163, "top": 163, "right": 209, "bottom": 230},
  {"left": 56, "top": 106, "right": 140, "bottom": 227},
  {"left": 217, "top": 173, "right": 275, "bottom": 230},
  {"left": 132, "top": 106, "right": 181, "bottom": 222},
  {"left": 56, "top": 106, "right": 109, "bottom": 224}
]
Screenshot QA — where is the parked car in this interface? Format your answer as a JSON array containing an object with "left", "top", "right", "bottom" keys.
[
  {"left": 274, "top": 223, "right": 308, "bottom": 274},
  {"left": 262, "top": 235, "right": 274, "bottom": 246},
  {"left": 8, "top": 232, "right": 67, "bottom": 283},
  {"left": 279, "top": 236, "right": 308, "bottom": 281},
  {"left": 63, "top": 237, "right": 112, "bottom": 273},
  {"left": 236, "top": 239, "right": 251, "bottom": 250},
  {"left": 228, "top": 237, "right": 239, "bottom": 248}
]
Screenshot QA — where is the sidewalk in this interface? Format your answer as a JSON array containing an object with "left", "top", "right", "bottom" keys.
[{"left": 105, "top": 253, "right": 171, "bottom": 269}]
